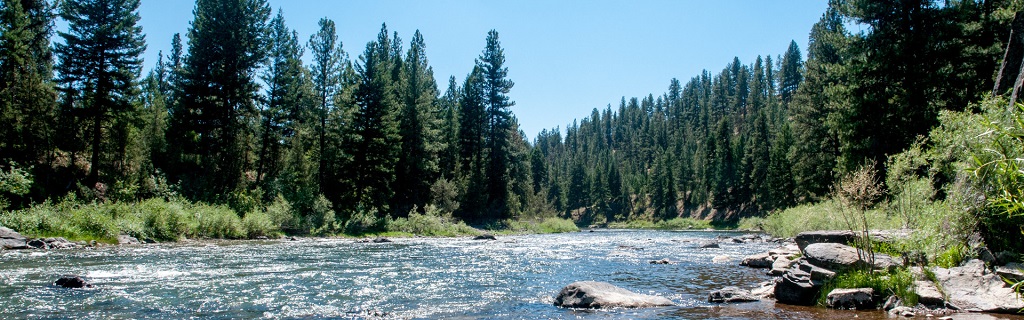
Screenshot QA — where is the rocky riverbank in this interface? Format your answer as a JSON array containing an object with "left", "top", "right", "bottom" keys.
[{"left": 728, "top": 230, "right": 1024, "bottom": 317}]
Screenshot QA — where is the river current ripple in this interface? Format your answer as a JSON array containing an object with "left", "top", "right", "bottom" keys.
[{"left": 0, "top": 230, "right": 903, "bottom": 319}]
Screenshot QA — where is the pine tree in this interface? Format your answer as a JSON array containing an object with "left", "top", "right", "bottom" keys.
[
  {"left": 257, "top": 10, "right": 313, "bottom": 204},
  {"left": 779, "top": 40, "right": 803, "bottom": 106},
  {"left": 170, "top": 0, "right": 270, "bottom": 200},
  {"left": 0, "top": 0, "right": 56, "bottom": 169},
  {"left": 350, "top": 24, "right": 402, "bottom": 214},
  {"left": 790, "top": 4, "right": 846, "bottom": 201},
  {"left": 479, "top": 30, "right": 516, "bottom": 220},
  {"left": 307, "top": 17, "right": 346, "bottom": 194},
  {"left": 395, "top": 30, "right": 441, "bottom": 215},
  {"left": 55, "top": 0, "right": 146, "bottom": 187},
  {"left": 438, "top": 76, "right": 460, "bottom": 176}
]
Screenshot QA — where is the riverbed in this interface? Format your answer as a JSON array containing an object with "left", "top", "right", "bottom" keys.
[{"left": 0, "top": 230, "right": 1017, "bottom": 319}]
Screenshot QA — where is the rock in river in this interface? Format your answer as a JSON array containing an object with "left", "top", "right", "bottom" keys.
[
  {"left": 0, "top": 226, "right": 29, "bottom": 250},
  {"left": 54, "top": 275, "right": 92, "bottom": 289},
  {"left": 554, "top": 281, "right": 674, "bottom": 309},
  {"left": 118, "top": 234, "right": 141, "bottom": 245},
  {"left": 708, "top": 286, "right": 759, "bottom": 303},
  {"left": 473, "top": 234, "right": 497, "bottom": 240}
]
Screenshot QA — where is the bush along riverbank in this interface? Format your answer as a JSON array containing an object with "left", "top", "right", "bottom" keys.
[{"left": 0, "top": 196, "right": 579, "bottom": 247}]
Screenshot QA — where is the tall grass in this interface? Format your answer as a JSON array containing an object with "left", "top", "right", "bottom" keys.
[
  {"left": 0, "top": 197, "right": 250, "bottom": 242},
  {"left": 737, "top": 200, "right": 901, "bottom": 238}
]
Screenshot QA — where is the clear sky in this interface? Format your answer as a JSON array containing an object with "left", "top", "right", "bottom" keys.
[{"left": 134, "top": 0, "right": 830, "bottom": 140}]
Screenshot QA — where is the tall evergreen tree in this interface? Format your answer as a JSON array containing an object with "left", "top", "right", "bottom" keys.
[
  {"left": 350, "top": 24, "right": 402, "bottom": 214},
  {"left": 55, "top": 0, "right": 145, "bottom": 187},
  {"left": 479, "top": 30, "right": 516, "bottom": 220},
  {"left": 395, "top": 30, "right": 441, "bottom": 214},
  {"left": 0, "top": 0, "right": 56, "bottom": 170},
  {"left": 307, "top": 17, "right": 346, "bottom": 194},
  {"left": 169, "top": 0, "right": 270, "bottom": 200},
  {"left": 779, "top": 40, "right": 803, "bottom": 106}
]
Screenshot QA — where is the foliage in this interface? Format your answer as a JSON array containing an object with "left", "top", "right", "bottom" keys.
[
  {"left": 0, "top": 162, "right": 32, "bottom": 209},
  {"left": 384, "top": 205, "right": 479, "bottom": 237},
  {"left": 816, "top": 268, "right": 917, "bottom": 308},
  {"left": 607, "top": 217, "right": 713, "bottom": 230},
  {"left": 934, "top": 244, "right": 969, "bottom": 269}
]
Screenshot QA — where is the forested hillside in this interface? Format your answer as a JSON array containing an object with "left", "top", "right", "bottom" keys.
[
  {"left": 1, "top": 0, "right": 1022, "bottom": 239},
  {"left": 531, "top": 0, "right": 1018, "bottom": 225}
]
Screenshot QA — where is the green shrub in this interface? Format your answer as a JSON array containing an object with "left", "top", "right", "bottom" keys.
[
  {"left": 190, "top": 203, "right": 245, "bottom": 239},
  {"left": 242, "top": 210, "right": 278, "bottom": 238},
  {"left": 934, "top": 244, "right": 969, "bottom": 268},
  {"left": 537, "top": 217, "right": 580, "bottom": 233},
  {"left": 385, "top": 205, "right": 480, "bottom": 237}
]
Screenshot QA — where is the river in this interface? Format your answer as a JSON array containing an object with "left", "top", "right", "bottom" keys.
[{"left": 0, "top": 230, "right": 1015, "bottom": 319}]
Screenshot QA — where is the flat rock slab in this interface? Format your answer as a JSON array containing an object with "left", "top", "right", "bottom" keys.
[
  {"left": 554, "top": 281, "right": 674, "bottom": 309},
  {"left": 0, "top": 227, "right": 29, "bottom": 249},
  {"left": 803, "top": 242, "right": 899, "bottom": 271},
  {"left": 794, "top": 230, "right": 857, "bottom": 251},
  {"left": 932, "top": 259, "right": 1024, "bottom": 313}
]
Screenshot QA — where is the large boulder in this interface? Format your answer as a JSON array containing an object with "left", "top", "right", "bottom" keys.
[
  {"left": 803, "top": 243, "right": 900, "bottom": 271},
  {"left": 932, "top": 259, "right": 1024, "bottom": 313},
  {"left": 774, "top": 272, "right": 821, "bottom": 306},
  {"left": 794, "top": 230, "right": 857, "bottom": 251},
  {"left": 54, "top": 275, "right": 92, "bottom": 289},
  {"left": 553, "top": 281, "right": 674, "bottom": 309},
  {"left": 825, "top": 288, "right": 875, "bottom": 310},
  {"left": 0, "top": 226, "right": 29, "bottom": 250},
  {"left": 708, "top": 286, "right": 759, "bottom": 303}
]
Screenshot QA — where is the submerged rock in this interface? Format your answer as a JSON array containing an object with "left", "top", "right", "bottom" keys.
[
  {"left": 698, "top": 241, "right": 720, "bottom": 249},
  {"left": 54, "top": 275, "right": 92, "bottom": 289},
  {"left": 372, "top": 237, "right": 391, "bottom": 243},
  {"left": 553, "top": 281, "right": 674, "bottom": 309},
  {"left": 932, "top": 259, "right": 1024, "bottom": 313},
  {"left": 825, "top": 288, "right": 875, "bottom": 310},
  {"left": 473, "top": 234, "right": 497, "bottom": 240},
  {"left": 649, "top": 258, "right": 674, "bottom": 265},
  {"left": 708, "top": 286, "right": 759, "bottom": 303}
]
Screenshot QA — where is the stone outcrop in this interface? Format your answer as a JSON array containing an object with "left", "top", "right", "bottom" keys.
[
  {"left": 826, "top": 288, "right": 875, "bottom": 310},
  {"left": 553, "top": 281, "right": 674, "bottom": 309},
  {"left": 932, "top": 259, "right": 1024, "bottom": 313}
]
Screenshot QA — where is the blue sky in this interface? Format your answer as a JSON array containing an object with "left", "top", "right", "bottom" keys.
[{"left": 135, "top": 0, "right": 829, "bottom": 140}]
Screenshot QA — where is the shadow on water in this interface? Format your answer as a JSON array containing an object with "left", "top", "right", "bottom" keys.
[{"left": 1, "top": 230, "right": 1023, "bottom": 319}]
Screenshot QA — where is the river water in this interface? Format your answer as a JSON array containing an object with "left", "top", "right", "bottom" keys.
[{"left": 0, "top": 230, "right": 1014, "bottom": 319}]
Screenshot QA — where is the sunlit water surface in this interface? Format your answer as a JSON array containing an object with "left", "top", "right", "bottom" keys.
[{"left": 2, "top": 230, "right": 1015, "bottom": 319}]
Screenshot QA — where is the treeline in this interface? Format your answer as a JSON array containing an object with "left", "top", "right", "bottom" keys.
[
  {"left": 0, "top": 0, "right": 537, "bottom": 232},
  {"left": 529, "top": 0, "right": 1019, "bottom": 224}
]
